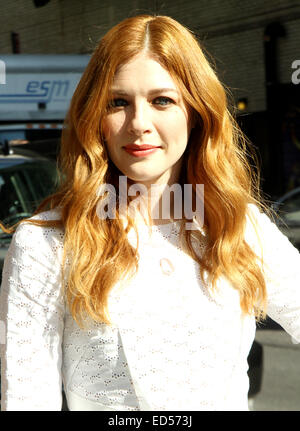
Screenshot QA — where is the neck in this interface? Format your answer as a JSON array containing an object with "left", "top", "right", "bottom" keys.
[{"left": 126, "top": 182, "right": 182, "bottom": 226}]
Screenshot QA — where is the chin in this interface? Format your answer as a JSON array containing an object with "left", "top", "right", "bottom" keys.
[{"left": 125, "top": 171, "right": 161, "bottom": 184}]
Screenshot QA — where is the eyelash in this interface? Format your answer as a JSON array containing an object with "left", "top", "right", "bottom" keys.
[
  {"left": 109, "top": 96, "right": 175, "bottom": 109},
  {"left": 153, "top": 96, "right": 175, "bottom": 106}
]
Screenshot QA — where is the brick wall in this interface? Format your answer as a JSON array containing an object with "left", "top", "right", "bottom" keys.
[{"left": 0, "top": 0, "right": 300, "bottom": 112}]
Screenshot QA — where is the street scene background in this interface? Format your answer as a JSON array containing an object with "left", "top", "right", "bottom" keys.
[{"left": 0, "top": 0, "right": 300, "bottom": 412}]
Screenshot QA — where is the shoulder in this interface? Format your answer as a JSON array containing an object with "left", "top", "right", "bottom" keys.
[
  {"left": 245, "top": 203, "right": 286, "bottom": 238},
  {"left": 17, "top": 207, "right": 63, "bottom": 232},
  {"left": 245, "top": 203, "right": 276, "bottom": 240},
  {"left": 30, "top": 207, "right": 63, "bottom": 223},
  {"left": 244, "top": 203, "right": 300, "bottom": 262},
  {"left": 1, "top": 208, "right": 65, "bottom": 300},
  {"left": 12, "top": 207, "right": 64, "bottom": 260}
]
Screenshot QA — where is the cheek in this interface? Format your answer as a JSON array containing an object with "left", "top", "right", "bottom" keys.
[
  {"left": 102, "top": 118, "right": 112, "bottom": 141},
  {"left": 162, "top": 113, "right": 190, "bottom": 142},
  {"left": 103, "top": 113, "right": 126, "bottom": 142}
]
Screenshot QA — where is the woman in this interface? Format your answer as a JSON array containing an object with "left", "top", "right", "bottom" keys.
[{"left": 1, "top": 14, "right": 300, "bottom": 411}]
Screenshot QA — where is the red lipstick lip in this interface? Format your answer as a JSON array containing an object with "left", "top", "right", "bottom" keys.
[
  {"left": 123, "top": 146, "right": 160, "bottom": 157},
  {"left": 124, "top": 144, "right": 160, "bottom": 150}
]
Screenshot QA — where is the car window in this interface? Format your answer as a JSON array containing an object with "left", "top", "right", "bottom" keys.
[{"left": 0, "top": 159, "right": 58, "bottom": 226}]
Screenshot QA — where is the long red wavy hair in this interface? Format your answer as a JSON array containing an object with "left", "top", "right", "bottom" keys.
[{"left": 2, "top": 15, "right": 269, "bottom": 326}]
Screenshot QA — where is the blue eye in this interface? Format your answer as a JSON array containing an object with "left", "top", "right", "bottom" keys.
[
  {"left": 153, "top": 97, "right": 174, "bottom": 106},
  {"left": 110, "top": 98, "right": 128, "bottom": 108}
]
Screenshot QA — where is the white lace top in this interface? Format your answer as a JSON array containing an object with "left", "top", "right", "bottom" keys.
[{"left": 1, "top": 205, "right": 300, "bottom": 411}]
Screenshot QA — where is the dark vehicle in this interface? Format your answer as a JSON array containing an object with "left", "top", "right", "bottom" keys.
[{"left": 273, "top": 187, "right": 300, "bottom": 251}]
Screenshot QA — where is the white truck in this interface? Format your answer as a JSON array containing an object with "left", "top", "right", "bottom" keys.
[{"left": 0, "top": 54, "right": 89, "bottom": 148}]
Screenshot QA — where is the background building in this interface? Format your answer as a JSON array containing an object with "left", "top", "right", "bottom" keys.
[{"left": 1, "top": 0, "right": 300, "bottom": 198}]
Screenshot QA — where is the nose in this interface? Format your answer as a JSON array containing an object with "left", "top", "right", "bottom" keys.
[{"left": 127, "top": 101, "right": 152, "bottom": 136}]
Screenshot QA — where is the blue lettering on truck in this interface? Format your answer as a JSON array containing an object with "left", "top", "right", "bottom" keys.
[{"left": 0, "top": 80, "right": 70, "bottom": 103}]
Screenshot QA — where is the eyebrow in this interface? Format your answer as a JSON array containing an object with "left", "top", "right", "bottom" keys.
[{"left": 110, "top": 88, "right": 179, "bottom": 96}]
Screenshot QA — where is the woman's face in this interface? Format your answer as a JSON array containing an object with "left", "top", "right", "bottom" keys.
[{"left": 103, "top": 53, "right": 192, "bottom": 188}]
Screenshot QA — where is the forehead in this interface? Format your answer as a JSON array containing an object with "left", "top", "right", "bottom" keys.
[{"left": 111, "top": 54, "right": 178, "bottom": 91}]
